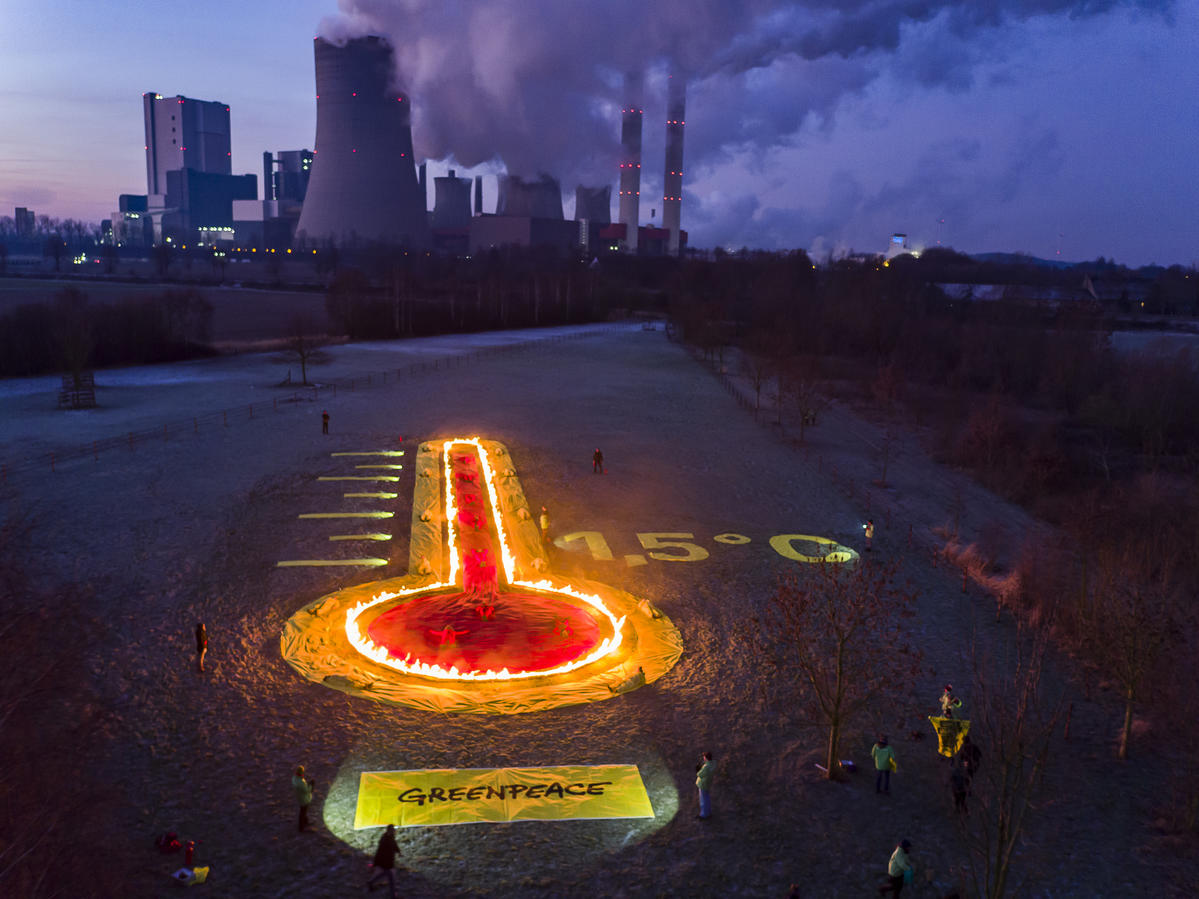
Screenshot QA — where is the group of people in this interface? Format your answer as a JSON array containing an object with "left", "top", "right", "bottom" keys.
[{"left": 865, "top": 686, "right": 985, "bottom": 892}]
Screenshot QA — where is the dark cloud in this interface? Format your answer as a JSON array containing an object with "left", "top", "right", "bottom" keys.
[{"left": 325, "top": 0, "right": 1174, "bottom": 230}]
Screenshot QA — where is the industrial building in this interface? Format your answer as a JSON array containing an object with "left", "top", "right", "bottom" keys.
[
  {"left": 109, "top": 93, "right": 258, "bottom": 247},
  {"left": 107, "top": 34, "right": 688, "bottom": 257},
  {"left": 295, "top": 36, "right": 429, "bottom": 248}
]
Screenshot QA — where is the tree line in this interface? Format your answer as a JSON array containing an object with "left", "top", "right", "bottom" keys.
[
  {"left": 672, "top": 248, "right": 1199, "bottom": 842},
  {"left": 0, "top": 287, "right": 214, "bottom": 378}
]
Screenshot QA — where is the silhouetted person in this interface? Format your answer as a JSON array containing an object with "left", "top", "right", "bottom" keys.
[
  {"left": 950, "top": 763, "right": 970, "bottom": 815},
  {"left": 321, "top": 410, "right": 329, "bottom": 435},
  {"left": 293, "top": 765, "right": 314, "bottom": 832},
  {"left": 194, "top": 622, "right": 207, "bottom": 673},
  {"left": 695, "top": 751, "right": 715, "bottom": 819},
  {"left": 366, "top": 824, "right": 400, "bottom": 896},
  {"left": 593, "top": 448, "right": 604, "bottom": 473},
  {"left": 958, "top": 734, "right": 981, "bottom": 780}
]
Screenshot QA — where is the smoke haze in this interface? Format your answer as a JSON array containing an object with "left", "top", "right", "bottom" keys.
[{"left": 322, "top": 0, "right": 1175, "bottom": 247}]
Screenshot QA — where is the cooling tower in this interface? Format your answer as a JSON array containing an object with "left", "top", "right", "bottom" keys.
[
  {"left": 663, "top": 76, "right": 686, "bottom": 256},
  {"left": 618, "top": 74, "right": 643, "bottom": 252},
  {"left": 574, "top": 185, "right": 611, "bottom": 225},
  {"left": 432, "top": 169, "right": 472, "bottom": 230},
  {"left": 296, "top": 36, "right": 429, "bottom": 247},
  {"left": 496, "top": 174, "right": 563, "bottom": 219}
]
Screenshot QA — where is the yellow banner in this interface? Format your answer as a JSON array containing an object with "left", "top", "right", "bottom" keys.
[
  {"left": 353, "top": 765, "right": 655, "bottom": 829},
  {"left": 928, "top": 716, "right": 971, "bottom": 757}
]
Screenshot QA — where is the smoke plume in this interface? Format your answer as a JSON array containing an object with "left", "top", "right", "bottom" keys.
[{"left": 321, "top": 0, "right": 1173, "bottom": 227}]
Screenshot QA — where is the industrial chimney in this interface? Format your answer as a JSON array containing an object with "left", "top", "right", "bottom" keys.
[
  {"left": 574, "top": 185, "right": 611, "bottom": 225},
  {"left": 618, "top": 73, "right": 643, "bottom": 252},
  {"left": 496, "top": 174, "right": 564, "bottom": 219},
  {"left": 296, "top": 36, "right": 429, "bottom": 247},
  {"left": 662, "top": 76, "right": 685, "bottom": 256},
  {"left": 432, "top": 169, "right": 471, "bottom": 230}
]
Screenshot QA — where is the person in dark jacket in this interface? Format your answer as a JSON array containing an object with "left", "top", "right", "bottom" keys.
[
  {"left": 593, "top": 448, "right": 604, "bottom": 473},
  {"left": 366, "top": 824, "right": 400, "bottom": 896},
  {"left": 958, "top": 734, "right": 981, "bottom": 780},
  {"left": 195, "top": 622, "right": 207, "bottom": 672}
]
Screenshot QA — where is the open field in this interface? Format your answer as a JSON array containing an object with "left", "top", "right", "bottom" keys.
[{"left": 2, "top": 324, "right": 1195, "bottom": 897}]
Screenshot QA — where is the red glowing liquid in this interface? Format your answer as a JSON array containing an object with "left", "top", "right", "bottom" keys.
[{"left": 363, "top": 444, "right": 608, "bottom": 675}]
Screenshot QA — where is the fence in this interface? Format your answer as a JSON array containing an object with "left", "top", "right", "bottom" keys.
[{"left": 2, "top": 328, "right": 617, "bottom": 483}]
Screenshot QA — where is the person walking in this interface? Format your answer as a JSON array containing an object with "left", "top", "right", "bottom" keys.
[
  {"left": 592, "top": 448, "right": 604, "bottom": 473},
  {"left": 194, "top": 622, "right": 207, "bottom": 673},
  {"left": 695, "top": 751, "right": 715, "bottom": 820},
  {"left": 365, "top": 824, "right": 400, "bottom": 896},
  {"left": 539, "top": 506, "right": 550, "bottom": 544},
  {"left": 871, "top": 735, "right": 896, "bottom": 795},
  {"left": 879, "top": 839, "right": 913, "bottom": 895},
  {"left": 958, "top": 734, "right": 981, "bottom": 780},
  {"left": 293, "top": 765, "right": 315, "bottom": 832},
  {"left": 322, "top": 410, "right": 329, "bottom": 435},
  {"left": 864, "top": 519, "right": 874, "bottom": 551}
]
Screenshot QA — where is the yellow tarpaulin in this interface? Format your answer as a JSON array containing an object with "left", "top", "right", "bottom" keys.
[
  {"left": 353, "top": 765, "right": 655, "bottom": 829},
  {"left": 929, "top": 716, "right": 971, "bottom": 757}
]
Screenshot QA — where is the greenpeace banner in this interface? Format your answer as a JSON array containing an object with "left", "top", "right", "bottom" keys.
[{"left": 353, "top": 765, "right": 655, "bottom": 829}]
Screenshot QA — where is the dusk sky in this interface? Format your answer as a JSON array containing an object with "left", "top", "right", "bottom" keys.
[{"left": 3, "top": 0, "right": 1196, "bottom": 266}]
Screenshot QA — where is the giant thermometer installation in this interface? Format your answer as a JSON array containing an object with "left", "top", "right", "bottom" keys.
[{"left": 281, "top": 438, "right": 685, "bottom": 714}]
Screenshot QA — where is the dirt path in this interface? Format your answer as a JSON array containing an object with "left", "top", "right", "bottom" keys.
[{"left": 8, "top": 325, "right": 1196, "bottom": 897}]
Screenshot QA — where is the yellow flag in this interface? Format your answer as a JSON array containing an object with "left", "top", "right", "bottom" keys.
[
  {"left": 353, "top": 765, "right": 655, "bottom": 829},
  {"left": 928, "top": 716, "right": 971, "bottom": 757}
]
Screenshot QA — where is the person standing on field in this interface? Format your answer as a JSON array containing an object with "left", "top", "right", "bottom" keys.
[
  {"left": 194, "top": 622, "right": 207, "bottom": 673},
  {"left": 695, "top": 751, "right": 715, "bottom": 820},
  {"left": 293, "top": 765, "right": 315, "bottom": 832},
  {"left": 872, "top": 735, "right": 896, "bottom": 795},
  {"left": 864, "top": 519, "right": 874, "bottom": 551},
  {"left": 593, "top": 448, "right": 604, "bottom": 473}
]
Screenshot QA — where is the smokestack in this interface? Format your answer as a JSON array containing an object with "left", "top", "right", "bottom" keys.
[
  {"left": 496, "top": 174, "right": 563, "bottom": 219},
  {"left": 432, "top": 169, "right": 471, "bottom": 230},
  {"left": 296, "top": 36, "right": 429, "bottom": 246},
  {"left": 663, "top": 76, "right": 685, "bottom": 256},
  {"left": 474, "top": 176, "right": 483, "bottom": 215},
  {"left": 418, "top": 162, "right": 427, "bottom": 207},
  {"left": 618, "top": 73, "right": 642, "bottom": 252},
  {"left": 574, "top": 185, "right": 611, "bottom": 225}
]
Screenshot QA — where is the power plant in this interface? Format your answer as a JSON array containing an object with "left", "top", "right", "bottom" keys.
[
  {"left": 662, "top": 75, "right": 686, "bottom": 256},
  {"left": 617, "top": 74, "right": 644, "bottom": 253},
  {"left": 295, "top": 36, "right": 429, "bottom": 247},
  {"left": 111, "top": 33, "right": 686, "bottom": 255}
]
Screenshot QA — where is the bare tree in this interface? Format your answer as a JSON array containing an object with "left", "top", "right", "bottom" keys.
[
  {"left": 1078, "top": 553, "right": 1175, "bottom": 760},
  {"left": 745, "top": 560, "right": 921, "bottom": 779},
  {"left": 957, "top": 625, "right": 1064, "bottom": 898},
  {"left": 781, "top": 354, "right": 827, "bottom": 445},
  {"left": 284, "top": 314, "right": 327, "bottom": 386}
]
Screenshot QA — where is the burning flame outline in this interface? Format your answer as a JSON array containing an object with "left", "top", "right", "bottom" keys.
[{"left": 345, "top": 437, "right": 626, "bottom": 681}]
